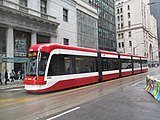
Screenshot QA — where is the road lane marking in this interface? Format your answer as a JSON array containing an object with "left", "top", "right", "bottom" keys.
[
  {"left": 46, "top": 107, "right": 80, "bottom": 120},
  {"left": 5, "top": 88, "right": 24, "bottom": 91},
  {"left": 131, "top": 81, "right": 143, "bottom": 87},
  {"left": 0, "top": 99, "right": 14, "bottom": 103},
  {"left": 0, "top": 75, "right": 146, "bottom": 107}
]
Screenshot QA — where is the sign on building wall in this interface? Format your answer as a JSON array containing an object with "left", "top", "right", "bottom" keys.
[{"left": 14, "top": 36, "right": 27, "bottom": 57}]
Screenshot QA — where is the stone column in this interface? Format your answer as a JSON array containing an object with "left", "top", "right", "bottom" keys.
[
  {"left": 6, "top": 27, "right": 14, "bottom": 72},
  {"left": 31, "top": 32, "right": 37, "bottom": 46}
]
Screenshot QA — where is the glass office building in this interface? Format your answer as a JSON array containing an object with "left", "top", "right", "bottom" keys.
[{"left": 89, "top": 0, "right": 117, "bottom": 51}]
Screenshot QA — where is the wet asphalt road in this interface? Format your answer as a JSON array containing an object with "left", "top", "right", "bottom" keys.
[{"left": 0, "top": 68, "right": 160, "bottom": 120}]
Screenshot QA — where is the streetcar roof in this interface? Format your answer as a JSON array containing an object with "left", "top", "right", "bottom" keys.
[
  {"left": 28, "top": 43, "right": 147, "bottom": 59},
  {"left": 28, "top": 43, "right": 97, "bottom": 53}
]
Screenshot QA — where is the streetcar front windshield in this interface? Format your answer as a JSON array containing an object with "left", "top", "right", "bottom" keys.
[
  {"left": 27, "top": 52, "right": 38, "bottom": 76},
  {"left": 27, "top": 52, "right": 49, "bottom": 76}
]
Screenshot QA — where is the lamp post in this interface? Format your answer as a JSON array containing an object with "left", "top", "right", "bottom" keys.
[{"left": 133, "top": 43, "right": 144, "bottom": 55}]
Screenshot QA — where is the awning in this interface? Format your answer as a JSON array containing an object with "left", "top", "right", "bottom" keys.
[{"left": 0, "top": 57, "right": 28, "bottom": 63}]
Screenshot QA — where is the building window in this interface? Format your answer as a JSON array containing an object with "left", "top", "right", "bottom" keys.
[
  {"left": 118, "top": 34, "right": 121, "bottom": 39},
  {"left": 19, "top": 0, "right": 27, "bottom": 6},
  {"left": 129, "top": 41, "right": 132, "bottom": 47},
  {"left": 40, "top": 0, "right": 47, "bottom": 18},
  {"left": 128, "top": 21, "right": 131, "bottom": 27},
  {"left": 118, "top": 42, "right": 121, "bottom": 48},
  {"left": 129, "top": 31, "right": 131, "bottom": 37},
  {"left": 120, "top": 8, "right": 123, "bottom": 13},
  {"left": 77, "top": 10, "right": 97, "bottom": 49},
  {"left": 37, "top": 34, "right": 50, "bottom": 44},
  {"left": 64, "top": 38, "right": 69, "bottom": 45},
  {"left": 40, "top": 0, "right": 47, "bottom": 13},
  {"left": 121, "top": 15, "right": 123, "bottom": 21},
  {"left": 128, "top": 12, "right": 130, "bottom": 18},
  {"left": 121, "top": 33, "right": 124, "bottom": 38},
  {"left": 117, "top": 16, "right": 120, "bottom": 21},
  {"left": 122, "top": 42, "right": 124, "bottom": 47},
  {"left": 121, "top": 23, "right": 123, "bottom": 28},
  {"left": 63, "top": 8, "right": 68, "bottom": 22},
  {"left": 19, "top": 0, "right": 27, "bottom": 12},
  {"left": 117, "top": 9, "right": 119, "bottom": 14},
  {"left": 118, "top": 24, "right": 120, "bottom": 29},
  {"left": 128, "top": 5, "right": 130, "bottom": 10}
]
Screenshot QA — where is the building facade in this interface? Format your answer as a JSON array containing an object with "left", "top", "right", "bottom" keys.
[
  {"left": 0, "top": 0, "right": 98, "bottom": 77},
  {"left": 115, "top": 0, "right": 159, "bottom": 66},
  {"left": 150, "top": 0, "right": 160, "bottom": 47},
  {"left": 149, "top": 0, "right": 160, "bottom": 63},
  {"left": 83, "top": 0, "right": 117, "bottom": 51}
]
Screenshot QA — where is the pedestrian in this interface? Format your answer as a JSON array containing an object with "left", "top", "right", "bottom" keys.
[
  {"left": 18, "top": 70, "right": 21, "bottom": 80},
  {"left": 0, "top": 71, "right": 2, "bottom": 85},
  {"left": 4, "top": 69, "right": 8, "bottom": 85},
  {"left": 10, "top": 69, "right": 15, "bottom": 83},
  {"left": 21, "top": 68, "right": 24, "bottom": 80}
]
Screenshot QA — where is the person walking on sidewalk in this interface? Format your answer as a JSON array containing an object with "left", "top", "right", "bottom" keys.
[
  {"left": 10, "top": 69, "right": 15, "bottom": 83},
  {"left": 0, "top": 71, "right": 2, "bottom": 85},
  {"left": 4, "top": 69, "right": 8, "bottom": 85}
]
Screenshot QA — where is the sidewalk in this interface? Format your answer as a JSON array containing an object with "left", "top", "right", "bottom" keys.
[{"left": 0, "top": 80, "right": 24, "bottom": 90}]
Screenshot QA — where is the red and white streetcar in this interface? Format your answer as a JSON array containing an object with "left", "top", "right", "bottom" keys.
[{"left": 24, "top": 43, "right": 148, "bottom": 93}]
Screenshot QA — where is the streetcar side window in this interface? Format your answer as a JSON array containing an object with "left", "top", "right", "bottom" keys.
[
  {"left": 47, "top": 54, "right": 97, "bottom": 76},
  {"left": 133, "top": 60, "right": 141, "bottom": 69},
  {"left": 142, "top": 60, "right": 148, "bottom": 67},
  {"left": 102, "top": 58, "right": 119, "bottom": 71},
  {"left": 48, "top": 55, "right": 65, "bottom": 76},
  {"left": 75, "top": 57, "right": 97, "bottom": 73},
  {"left": 121, "top": 59, "right": 132, "bottom": 69}
]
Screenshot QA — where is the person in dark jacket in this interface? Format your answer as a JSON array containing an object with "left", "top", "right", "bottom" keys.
[{"left": 5, "top": 70, "right": 8, "bottom": 85}]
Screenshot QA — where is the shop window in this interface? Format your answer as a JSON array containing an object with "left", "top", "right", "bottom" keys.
[
  {"left": 14, "top": 30, "right": 31, "bottom": 57},
  {"left": 0, "top": 27, "right": 6, "bottom": 54}
]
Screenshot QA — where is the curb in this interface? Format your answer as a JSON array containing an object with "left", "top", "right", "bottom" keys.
[{"left": 0, "top": 81, "right": 24, "bottom": 90}]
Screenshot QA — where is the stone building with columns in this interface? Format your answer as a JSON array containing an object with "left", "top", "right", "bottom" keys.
[
  {"left": 0, "top": 0, "right": 98, "bottom": 77},
  {"left": 115, "top": 0, "right": 159, "bottom": 66}
]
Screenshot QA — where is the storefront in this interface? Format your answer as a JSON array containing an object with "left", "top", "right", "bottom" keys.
[{"left": 0, "top": 57, "right": 28, "bottom": 79}]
